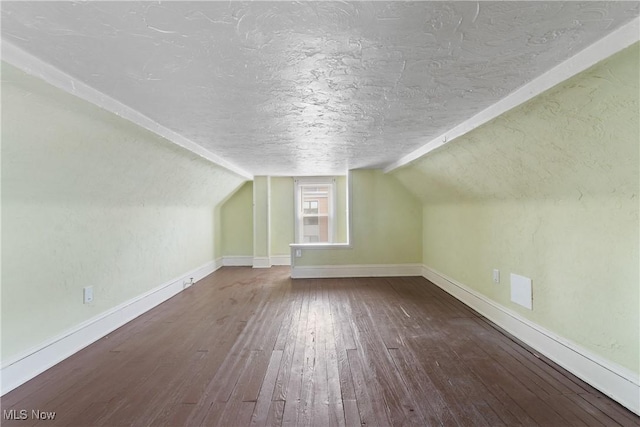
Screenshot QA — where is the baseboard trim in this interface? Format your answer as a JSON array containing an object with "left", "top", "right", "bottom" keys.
[
  {"left": 252, "top": 257, "right": 271, "bottom": 269},
  {"left": 270, "top": 255, "right": 291, "bottom": 266},
  {"left": 422, "top": 265, "right": 640, "bottom": 415},
  {"left": 0, "top": 260, "right": 220, "bottom": 396},
  {"left": 222, "top": 256, "right": 253, "bottom": 267},
  {"left": 222, "top": 256, "right": 291, "bottom": 267},
  {"left": 291, "top": 263, "right": 422, "bottom": 279}
]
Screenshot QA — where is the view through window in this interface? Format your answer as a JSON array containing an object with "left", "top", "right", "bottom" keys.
[{"left": 295, "top": 179, "right": 335, "bottom": 243}]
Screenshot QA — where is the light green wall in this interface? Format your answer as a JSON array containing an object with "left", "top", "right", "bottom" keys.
[
  {"left": 270, "top": 177, "right": 294, "bottom": 255},
  {"left": 296, "top": 169, "right": 422, "bottom": 265},
  {"left": 214, "top": 205, "right": 222, "bottom": 260},
  {"left": 393, "top": 44, "right": 639, "bottom": 373},
  {"left": 1, "top": 62, "right": 245, "bottom": 362},
  {"left": 253, "top": 176, "right": 269, "bottom": 258},
  {"left": 220, "top": 181, "right": 254, "bottom": 256}
]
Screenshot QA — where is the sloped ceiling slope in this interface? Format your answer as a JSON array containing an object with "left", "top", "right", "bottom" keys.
[
  {"left": 391, "top": 43, "right": 639, "bottom": 203},
  {"left": 2, "top": 62, "right": 246, "bottom": 208},
  {"left": 2, "top": 1, "right": 638, "bottom": 176}
]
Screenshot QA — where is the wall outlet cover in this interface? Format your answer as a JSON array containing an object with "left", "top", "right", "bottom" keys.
[
  {"left": 493, "top": 269, "right": 500, "bottom": 283},
  {"left": 83, "top": 286, "right": 94, "bottom": 304}
]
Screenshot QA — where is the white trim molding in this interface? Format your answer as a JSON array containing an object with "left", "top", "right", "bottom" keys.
[
  {"left": 252, "top": 257, "right": 271, "bottom": 269},
  {"left": 384, "top": 16, "right": 640, "bottom": 173},
  {"left": 291, "top": 263, "right": 422, "bottom": 279},
  {"left": 270, "top": 255, "right": 292, "bottom": 266},
  {"left": 0, "top": 260, "right": 221, "bottom": 396},
  {"left": 1, "top": 41, "right": 252, "bottom": 180},
  {"left": 222, "top": 256, "right": 290, "bottom": 267},
  {"left": 222, "top": 256, "right": 254, "bottom": 267},
  {"left": 422, "top": 265, "right": 640, "bottom": 415}
]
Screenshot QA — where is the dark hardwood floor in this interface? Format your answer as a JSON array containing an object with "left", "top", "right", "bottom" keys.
[{"left": 2, "top": 267, "right": 638, "bottom": 426}]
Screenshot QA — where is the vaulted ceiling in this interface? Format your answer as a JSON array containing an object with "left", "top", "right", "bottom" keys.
[{"left": 2, "top": 1, "right": 638, "bottom": 176}]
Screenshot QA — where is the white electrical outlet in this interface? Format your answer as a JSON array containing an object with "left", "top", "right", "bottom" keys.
[
  {"left": 295, "top": 249, "right": 302, "bottom": 258},
  {"left": 83, "top": 286, "right": 94, "bottom": 304},
  {"left": 492, "top": 269, "right": 500, "bottom": 284}
]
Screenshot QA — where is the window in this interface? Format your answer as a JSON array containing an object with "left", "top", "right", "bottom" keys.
[{"left": 295, "top": 178, "right": 336, "bottom": 244}]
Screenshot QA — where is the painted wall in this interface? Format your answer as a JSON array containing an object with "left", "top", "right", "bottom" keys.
[
  {"left": 270, "top": 177, "right": 294, "bottom": 256},
  {"left": 1, "top": 62, "right": 245, "bottom": 363},
  {"left": 295, "top": 169, "right": 422, "bottom": 266},
  {"left": 253, "top": 176, "right": 269, "bottom": 259},
  {"left": 220, "top": 181, "right": 254, "bottom": 257},
  {"left": 393, "top": 44, "right": 639, "bottom": 373}
]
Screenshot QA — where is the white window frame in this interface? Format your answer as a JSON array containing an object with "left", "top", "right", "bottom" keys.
[{"left": 294, "top": 177, "right": 336, "bottom": 244}]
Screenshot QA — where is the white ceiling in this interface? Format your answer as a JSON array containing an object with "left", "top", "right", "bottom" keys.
[{"left": 2, "top": 1, "right": 638, "bottom": 177}]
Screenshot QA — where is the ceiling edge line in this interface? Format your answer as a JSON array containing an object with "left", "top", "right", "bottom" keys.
[
  {"left": 383, "top": 15, "right": 640, "bottom": 174},
  {"left": 1, "top": 40, "right": 253, "bottom": 181}
]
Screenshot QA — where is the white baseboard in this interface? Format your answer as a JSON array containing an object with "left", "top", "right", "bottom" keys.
[
  {"left": 422, "top": 265, "right": 640, "bottom": 415},
  {"left": 222, "top": 256, "right": 290, "bottom": 267},
  {"left": 270, "top": 255, "right": 291, "bottom": 266},
  {"left": 222, "top": 256, "right": 253, "bottom": 267},
  {"left": 0, "top": 260, "right": 220, "bottom": 396},
  {"left": 291, "top": 263, "right": 422, "bottom": 279},
  {"left": 252, "top": 257, "right": 271, "bottom": 269}
]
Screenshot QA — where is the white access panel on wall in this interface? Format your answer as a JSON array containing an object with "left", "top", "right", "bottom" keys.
[{"left": 510, "top": 273, "right": 532, "bottom": 310}]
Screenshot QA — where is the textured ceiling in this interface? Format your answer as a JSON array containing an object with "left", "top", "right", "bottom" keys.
[{"left": 2, "top": 1, "right": 638, "bottom": 176}]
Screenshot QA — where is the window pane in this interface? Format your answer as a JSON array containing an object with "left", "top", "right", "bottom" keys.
[
  {"left": 301, "top": 186, "right": 329, "bottom": 215},
  {"left": 302, "top": 216, "right": 328, "bottom": 243},
  {"left": 297, "top": 180, "right": 334, "bottom": 244},
  {"left": 304, "top": 235, "right": 319, "bottom": 243},
  {"left": 303, "top": 217, "right": 319, "bottom": 226},
  {"left": 303, "top": 201, "right": 318, "bottom": 214}
]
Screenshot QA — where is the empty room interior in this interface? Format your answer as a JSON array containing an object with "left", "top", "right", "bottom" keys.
[{"left": 1, "top": 1, "right": 639, "bottom": 426}]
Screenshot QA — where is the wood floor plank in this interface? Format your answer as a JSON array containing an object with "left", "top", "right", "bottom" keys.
[
  {"left": 327, "top": 280, "right": 358, "bottom": 404},
  {"left": 322, "top": 282, "right": 347, "bottom": 427},
  {"left": 251, "top": 350, "right": 284, "bottom": 426},
  {"left": 300, "top": 280, "right": 322, "bottom": 427},
  {"left": 342, "top": 399, "right": 361, "bottom": 427},
  {"left": 348, "top": 279, "right": 444, "bottom": 426},
  {"left": 388, "top": 347, "right": 458, "bottom": 426},
  {"left": 542, "top": 394, "right": 604, "bottom": 427},
  {"left": 271, "top": 290, "right": 303, "bottom": 402},
  {"left": 346, "top": 348, "right": 386, "bottom": 427},
  {"left": 562, "top": 394, "right": 628, "bottom": 426},
  {"left": 264, "top": 400, "right": 285, "bottom": 427},
  {"left": 468, "top": 358, "right": 570, "bottom": 426},
  {"left": 345, "top": 283, "right": 405, "bottom": 426},
  {"left": 2, "top": 267, "right": 637, "bottom": 427},
  {"left": 151, "top": 403, "right": 196, "bottom": 427},
  {"left": 280, "top": 283, "right": 312, "bottom": 426},
  {"left": 218, "top": 375, "right": 259, "bottom": 427},
  {"left": 577, "top": 393, "right": 640, "bottom": 426}
]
